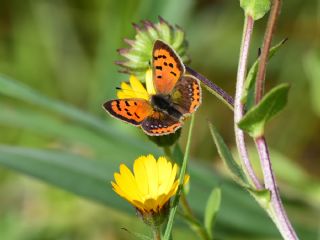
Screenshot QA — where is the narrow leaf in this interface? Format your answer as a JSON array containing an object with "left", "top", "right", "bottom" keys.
[
  {"left": 242, "top": 38, "right": 288, "bottom": 106},
  {"left": 209, "top": 122, "right": 248, "bottom": 184},
  {"left": 0, "top": 75, "right": 147, "bottom": 151},
  {"left": 238, "top": 84, "right": 290, "bottom": 137},
  {"left": 121, "top": 228, "right": 152, "bottom": 240},
  {"left": 204, "top": 188, "right": 221, "bottom": 239},
  {"left": 0, "top": 145, "right": 289, "bottom": 236},
  {"left": 240, "top": 0, "right": 271, "bottom": 20}
]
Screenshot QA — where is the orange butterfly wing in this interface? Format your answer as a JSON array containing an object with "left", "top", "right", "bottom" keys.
[
  {"left": 103, "top": 99, "right": 153, "bottom": 125},
  {"left": 171, "top": 74, "right": 202, "bottom": 115},
  {"left": 152, "top": 40, "right": 185, "bottom": 94},
  {"left": 141, "top": 111, "right": 182, "bottom": 136}
]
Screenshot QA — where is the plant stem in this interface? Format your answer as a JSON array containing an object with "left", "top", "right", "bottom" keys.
[
  {"left": 163, "top": 114, "right": 195, "bottom": 240},
  {"left": 255, "top": 136, "right": 298, "bottom": 239},
  {"left": 153, "top": 226, "right": 161, "bottom": 240},
  {"left": 186, "top": 66, "right": 234, "bottom": 110},
  {"left": 255, "top": 0, "right": 282, "bottom": 104},
  {"left": 235, "top": 15, "right": 263, "bottom": 189},
  {"left": 253, "top": 1, "right": 298, "bottom": 239}
]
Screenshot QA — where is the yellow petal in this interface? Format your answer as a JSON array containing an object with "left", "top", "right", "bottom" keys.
[
  {"left": 129, "top": 75, "right": 149, "bottom": 100},
  {"left": 143, "top": 155, "right": 158, "bottom": 199},
  {"left": 133, "top": 156, "right": 149, "bottom": 198},
  {"left": 157, "top": 157, "right": 172, "bottom": 195},
  {"left": 163, "top": 163, "right": 177, "bottom": 194},
  {"left": 117, "top": 82, "right": 136, "bottom": 99},
  {"left": 115, "top": 165, "right": 142, "bottom": 202},
  {"left": 146, "top": 68, "right": 156, "bottom": 95}
]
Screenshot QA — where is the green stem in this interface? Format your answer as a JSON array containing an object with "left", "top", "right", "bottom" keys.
[
  {"left": 163, "top": 114, "right": 195, "bottom": 240},
  {"left": 235, "top": 15, "right": 262, "bottom": 189},
  {"left": 152, "top": 226, "right": 161, "bottom": 240}
]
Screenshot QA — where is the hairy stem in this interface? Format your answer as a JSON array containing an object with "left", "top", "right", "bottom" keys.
[
  {"left": 255, "top": 0, "right": 282, "bottom": 103},
  {"left": 235, "top": 15, "right": 262, "bottom": 189},
  {"left": 255, "top": 137, "right": 298, "bottom": 239},
  {"left": 253, "top": 1, "right": 298, "bottom": 239}
]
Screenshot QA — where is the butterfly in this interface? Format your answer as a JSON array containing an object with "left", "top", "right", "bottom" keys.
[{"left": 103, "top": 40, "right": 202, "bottom": 136}]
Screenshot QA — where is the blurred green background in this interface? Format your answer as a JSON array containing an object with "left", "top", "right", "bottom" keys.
[{"left": 0, "top": 0, "right": 320, "bottom": 239}]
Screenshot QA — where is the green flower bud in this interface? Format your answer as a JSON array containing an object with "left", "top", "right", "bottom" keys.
[{"left": 116, "top": 16, "right": 190, "bottom": 79}]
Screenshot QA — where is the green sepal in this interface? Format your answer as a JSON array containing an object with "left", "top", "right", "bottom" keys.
[
  {"left": 238, "top": 84, "right": 290, "bottom": 138},
  {"left": 117, "top": 17, "right": 189, "bottom": 78},
  {"left": 204, "top": 187, "right": 221, "bottom": 239},
  {"left": 240, "top": 0, "right": 271, "bottom": 20},
  {"left": 209, "top": 122, "right": 248, "bottom": 185},
  {"left": 137, "top": 202, "right": 170, "bottom": 227}
]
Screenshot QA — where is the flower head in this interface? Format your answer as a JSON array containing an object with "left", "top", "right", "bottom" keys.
[
  {"left": 117, "top": 69, "right": 155, "bottom": 100},
  {"left": 112, "top": 155, "right": 189, "bottom": 218},
  {"left": 116, "top": 17, "right": 189, "bottom": 78}
]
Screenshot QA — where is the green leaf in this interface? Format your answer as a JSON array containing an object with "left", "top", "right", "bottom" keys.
[
  {"left": 238, "top": 84, "right": 290, "bottom": 137},
  {"left": 0, "top": 145, "right": 128, "bottom": 210},
  {"left": 240, "top": 0, "right": 271, "bottom": 20},
  {"left": 208, "top": 122, "right": 248, "bottom": 184},
  {"left": 204, "top": 188, "right": 221, "bottom": 239},
  {"left": 121, "top": 228, "right": 152, "bottom": 240},
  {"left": 0, "top": 75, "right": 147, "bottom": 152},
  {"left": 0, "top": 145, "right": 301, "bottom": 237},
  {"left": 247, "top": 188, "right": 271, "bottom": 209},
  {"left": 0, "top": 104, "right": 119, "bottom": 157},
  {"left": 242, "top": 39, "right": 288, "bottom": 106}
]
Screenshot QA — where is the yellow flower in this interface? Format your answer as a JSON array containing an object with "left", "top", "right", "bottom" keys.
[
  {"left": 117, "top": 69, "right": 156, "bottom": 100},
  {"left": 111, "top": 155, "right": 189, "bottom": 214}
]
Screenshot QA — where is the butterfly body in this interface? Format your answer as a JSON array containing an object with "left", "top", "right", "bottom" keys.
[
  {"left": 104, "top": 40, "right": 202, "bottom": 136},
  {"left": 151, "top": 94, "right": 182, "bottom": 121}
]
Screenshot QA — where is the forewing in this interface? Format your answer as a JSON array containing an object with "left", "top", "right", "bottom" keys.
[
  {"left": 171, "top": 74, "right": 202, "bottom": 115},
  {"left": 103, "top": 99, "right": 153, "bottom": 125},
  {"left": 153, "top": 40, "right": 185, "bottom": 94},
  {"left": 141, "top": 111, "right": 182, "bottom": 136}
]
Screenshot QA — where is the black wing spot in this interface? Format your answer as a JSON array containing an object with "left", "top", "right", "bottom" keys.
[
  {"left": 169, "top": 63, "right": 174, "bottom": 68},
  {"left": 134, "top": 113, "right": 140, "bottom": 118},
  {"left": 154, "top": 56, "right": 158, "bottom": 60},
  {"left": 164, "top": 62, "right": 168, "bottom": 66},
  {"left": 134, "top": 102, "right": 138, "bottom": 106},
  {"left": 124, "top": 108, "right": 132, "bottom": 116},
  {"left": 157, "top": 75, "right": 162, "bottom": 79},
  {"left": 170, "top": 71, "right": 177, "bottom": 76},
  {"left": 125, "top": 101, "right": 130, "bottom": 106},
  {"left": 155, "top": 66, "right": 162, "bottom": 70},
  {"left": 116, "top": 101, "right": 121, "bottom": 111}
]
